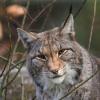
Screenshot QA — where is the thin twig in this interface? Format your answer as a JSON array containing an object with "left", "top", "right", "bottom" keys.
[
  {"left": 0, "top": 56, "right": 15, "bottom": 66},
  {"left": 62, "top": 0, "right": 87, "bottom": 29},
  {"left": 88, "top": 0, "right": 97, "bottom": 50},
  {"left": 0, "top": 43, "right": 12, "bottom": 78},
  {"left": 3, "top": 20, "right": 13, "bottom": 100},
  {"left": 1, "top": 59, "right": 25, "bottom": 86},
  {"left": 1, "top": 62, "right": 24, "bottom": 91},
  {"left": 12, "top": 0, "right": 31, "bottom": 59},
  {"left": 59, "top": 69, "right": 100, "bottom": 100},
  {"left": 1, "top": 60, "right": 25, "bottom": 95},
  {"left": 27, "top": 0, "right": 56, "bottom": 29},
  {"left": 21, "top": 0, "right": 30, "bottom": 29},
  {"left": 21, "top": 75, "right": 24, "bottom": 100},
  {"left": 1, "top": 1, "right": 30, "bottom": 98},
  {"left": 10, "top": 17, "right": 21, "bottom": 27},
  {"left": 74, "top": 0, "right": 87, "bottom": 18},
  {"left": 0, "top": 56, "right": 23, "bottom": 78},
  {"left": 12, "top": 0, "right": 30, "bottom": 58},
  {"left": 40, "top": 2, "right": 54, "bottom": 30},
  {"left": 0, "top": 56, "right": 15, "bottom": 77},
  {"left": 0, "top": 57, "right": 16, "bottom": 77}
]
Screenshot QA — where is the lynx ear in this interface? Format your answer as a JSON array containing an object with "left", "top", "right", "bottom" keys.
[
  {"left": 17, "top": 28, "right": 37, "bottom": 48},
  {"left": 61, "top": 14, "right": 75, "bottom": 39}
]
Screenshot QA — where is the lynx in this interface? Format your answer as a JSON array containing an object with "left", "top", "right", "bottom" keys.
[{"left": 17, "top": 14, "right": 100, "bottom": 100}]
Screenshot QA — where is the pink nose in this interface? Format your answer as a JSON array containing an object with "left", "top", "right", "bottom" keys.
[
  {"left": 47, "top": 54, "right": 64, "bottom": 74},
  {"left": 47, "top": 58, "right": 60, "bottom": 74}
]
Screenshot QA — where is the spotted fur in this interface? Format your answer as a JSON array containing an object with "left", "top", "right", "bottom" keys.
[{"left": 17, "top": 14, "right": 100, "bottom": 100}]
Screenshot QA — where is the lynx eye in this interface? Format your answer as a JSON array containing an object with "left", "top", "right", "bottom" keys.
[
  {"left": 58, "top": 49, "right": 67, "bottom": 56},
  {"left": 36, "top": 54, "right": 47, "bottom": 61}
]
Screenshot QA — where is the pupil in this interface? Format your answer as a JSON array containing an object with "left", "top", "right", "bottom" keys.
[
  {"left": 59, "top": 49, "right": 65, "bottom": 55},
  {"left": 38, "top": 55, "right": 45, "bottom": 59}
]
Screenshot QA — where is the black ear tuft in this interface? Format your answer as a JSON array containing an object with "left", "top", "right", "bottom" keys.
[{"left": 69, "top": 4, "right": 73, "bottom": 14}]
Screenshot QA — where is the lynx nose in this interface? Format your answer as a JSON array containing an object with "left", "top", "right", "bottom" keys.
[
  {"left": 47, "top": 56, "right": 64, "bottom": 74},
  {"left": 51, "top": 69, "right": 58, "bottom": 74}
]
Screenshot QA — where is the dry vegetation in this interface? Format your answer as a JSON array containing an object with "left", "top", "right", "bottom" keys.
[{"left": 0, "top": 0, "right": 99, "bottom": 100}]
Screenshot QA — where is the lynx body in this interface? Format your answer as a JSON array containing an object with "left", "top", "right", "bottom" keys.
[{"left": 17, "top": 14, "right": 100, "bottom": 100}]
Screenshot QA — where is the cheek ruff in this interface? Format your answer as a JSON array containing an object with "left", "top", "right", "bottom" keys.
[
  {"left": 65, "top": 63, "right": 78, "bottom": 85},
  {"left": 50, "top": 74, "right": 66, "bottom": 84}
]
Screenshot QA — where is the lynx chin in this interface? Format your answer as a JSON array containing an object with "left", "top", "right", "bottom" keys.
[{"left": 17, "top": 14, "right": 100, "bottom": 100}]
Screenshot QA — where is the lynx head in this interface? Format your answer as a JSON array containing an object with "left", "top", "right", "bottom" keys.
[{"left": 17, "top": 14, "right": 82, "bottom": 85}]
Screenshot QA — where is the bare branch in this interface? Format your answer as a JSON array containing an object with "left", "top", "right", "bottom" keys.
[
  {"left": 27, "top": 0, "right": 57, "bottom": 29},
  {"left": 1, "top": 62, "right": 24, "bottom": 91},
  {"left": 40, "top": 3, "right": 54, "bottom": 30},
  {"left": 59, "top": 69, "right": 100, "bottom": 100},
  {"left": 88, "top": 0, "right": 97, "bottom": 50}
]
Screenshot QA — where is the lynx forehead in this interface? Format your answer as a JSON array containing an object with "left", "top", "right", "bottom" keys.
[{"left": 17, "top": 14, "right": 100, "bottom": 100}]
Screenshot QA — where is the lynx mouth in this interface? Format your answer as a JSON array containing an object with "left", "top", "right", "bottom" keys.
[
  {"left": 48, "top": 73, "right": 66, "bottom": 84},
  {"left": 48, "top": 72, "right": 66, "bottom": 79},
  {"left": 52, "top": 75, "right": 64, "bottom": 78},
  {"left": 52, "top": 73, "right": 66, "bottom": 79}
]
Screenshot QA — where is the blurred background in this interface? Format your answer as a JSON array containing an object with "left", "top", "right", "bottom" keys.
[{"left": 0, "top": 0, "right": 100, "bottom": 100}]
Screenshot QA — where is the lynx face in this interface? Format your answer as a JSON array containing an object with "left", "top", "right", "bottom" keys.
[{"left": 17, "top": 14, "right": 82, "bottom": 85}]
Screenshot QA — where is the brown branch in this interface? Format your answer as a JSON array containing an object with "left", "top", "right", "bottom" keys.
[
  {"left": 88, "top": 0, "right": 97, "bottom": 50},
  {"left": 12, "top": 0, "right": 31, "bottom": 60},
  {"left": 0, "top": 55, "right": 16, "bottom": 77},
  {"left": 1, "top": 59, "right": 25, "bottom": 93},
  {"left": 1, "top": 1, "right": 30, "bottom": 98},
  {"left": 59, "top": 69, "right": 100, "bottom": 100},
  {"left": 1, "top": 61, "right": 24, "bottom": 91},
  {"left": 21, "top": 0, "right": 30, "bottom": 29},
  {"left": 1, "top": 59, "right": 25, "bottom": 85},
  {"left": 40, "top": 2, "right": 54, "bottom": 30},
  {"left": 27, "top": 0, "right": 57, "bottom": 29},
  {"left": 3, "top": 20, "right": 13, "bottom": 100}
]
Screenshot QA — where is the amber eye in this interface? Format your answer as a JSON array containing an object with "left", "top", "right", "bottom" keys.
[
  {"left": 58, "top": 49, "right": 67, "bottom": 56},
  {"left": 36, "top": 55, "right": 46, "bottom": 61}
]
